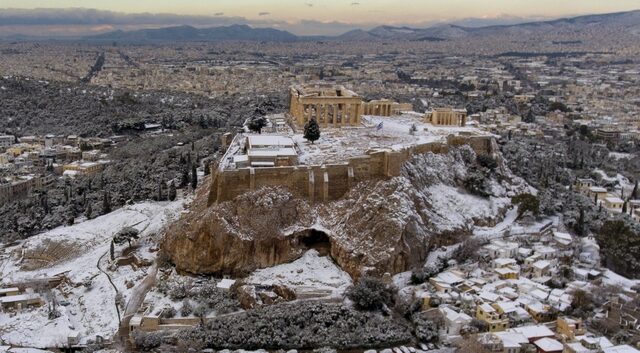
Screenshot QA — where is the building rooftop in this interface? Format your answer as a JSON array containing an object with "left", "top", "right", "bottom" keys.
[
  {"left": 0, "top": 287, "right": 19, "bottom": 294},
  {"left": 247, "top": 135, "right": 295, "bottom": 148},
  {"left": 511, "top": 325, "right": 554, "bottom": 339},
  {"left": 534, "top": 337, "right": 564, "bottom": 352}
]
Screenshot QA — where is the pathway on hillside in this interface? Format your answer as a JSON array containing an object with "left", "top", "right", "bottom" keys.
[
  {"left": 96, "top": 249, "right": 121, "bottom": 324},
  {"left": 473, "top": 207, "right": 518, "bottom": 240}
]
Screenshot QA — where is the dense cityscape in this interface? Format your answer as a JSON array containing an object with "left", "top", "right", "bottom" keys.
[{"left": 0, "top": 3, "right": 640, "bottom": 353}]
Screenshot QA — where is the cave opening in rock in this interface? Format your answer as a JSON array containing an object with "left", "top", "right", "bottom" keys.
[{"left": 298, "top": 229, "right": 332, "bottom": 256}]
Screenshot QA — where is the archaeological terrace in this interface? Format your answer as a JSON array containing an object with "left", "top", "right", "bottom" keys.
[{"left": 208, "top": 108, "right": 495, "bottom": 205}]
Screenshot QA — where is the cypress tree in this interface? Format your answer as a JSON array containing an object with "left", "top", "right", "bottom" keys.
[
  {"left": 577, "top": 208, "right": 585, "bottom": 236},
  {"left": 110, "top": 241, "right": 115, "bottom": 261},
  {"left": 181, "top": 167, "right": 189, "bottom": 188},
  {"left": 85, "top": 203, "right": 92, "bottom": 220},
  {"left": 632, "top": 180, "right": 638, "bottom": 199},
  {"left": 103, "top": 191, "right": 111, "bottom": 214},
  {"left": 303, "top": 118, "right": 321, "bottom": 144},
  {"left": 168, "top": 181, "right": 177, "bottom": 201},
  {"left": 191, "top": 165, "right": 198, "bottom": 190}
]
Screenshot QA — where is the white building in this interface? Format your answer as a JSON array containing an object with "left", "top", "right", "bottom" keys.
[{"left": 0, "top": 135, "right": 14, "bottom": 148}]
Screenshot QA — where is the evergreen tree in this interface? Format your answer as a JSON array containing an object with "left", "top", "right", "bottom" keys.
[
  {"left": 524, "top": 109, "right": 535, "bottom": 123},
  {"left": 168, "top": 181, "right": 177, "bottom": 201},
  {"left": 576, "top": 208, "right": 585, "bottom": 236},
  {"left": 622, "top": 201, "right": 628, "bottom": 214},
  {"left": 110, "top": 240, "right": 115, "bottom": 261},
  {"left": 181, "top": 167, "right": 190, "bottom": 188},
  {"left": 247, "top": 117, "right": 267, "bottom": 134},
  {"left": 103, "top": 191, "right": 112, "bottom": 214},
  {"left": 65, "top": 205, "right": 75, "bottom": 226},
  {"left": 191, "top": 165, "right": 198, "bottom": 190},
  {"left": 512, "top": 193, "right": 540, "bottom": 219},
  {"left": 632, "top": 180, "right": 638, "bottom": 199},
  {"left": 158, "top": 180, "right": 164, "bottom": 201},
  {"left": 303, "top": 118, "right": 321, "bottom": 144},
  {"left": 85, "top": 202, "right": 93, "bottom": 220}
]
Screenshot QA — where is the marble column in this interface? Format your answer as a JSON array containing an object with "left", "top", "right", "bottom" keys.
[
  {"left": 344, "top": 104, "right": 349, "bottom": 126},
  {"left": 351, "top": 104, "right": 357, "bottom": 125},
  {"left": 332, "top": 104, "right": 337, "bottom": 125}
]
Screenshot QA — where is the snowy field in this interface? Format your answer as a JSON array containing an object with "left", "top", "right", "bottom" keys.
[
  {"left": 246, "top": 250, "right": 353, "bottom": 296},
  {"left": 0, "top": 199, "right": 188, "bottom": 349},
  {"left": 294, "top": 114, "right": 488, "bottom": 165}
]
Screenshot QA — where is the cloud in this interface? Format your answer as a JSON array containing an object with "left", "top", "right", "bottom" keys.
[
  {"left": 305, "top": 2, "right": 314, "bottom": 7},
  {"left": 214, "top": 12, "right": 224, "bottom": 16},
  {"left": 258, "top": 12, "right": 270, "bottom": 16},
  {"left": 351, "top": 2, "right": 360, "bottom": 5},
  {"left": 0, "top": 8, "right": 247, "bottom": 26}
]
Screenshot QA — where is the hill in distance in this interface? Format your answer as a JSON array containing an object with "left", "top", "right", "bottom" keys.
[
  {"left": 84, "top": 24, "right": 299, "bottom": 43},
  {"left": 82, "top": 9, "right": 640, "bottom": 43}
]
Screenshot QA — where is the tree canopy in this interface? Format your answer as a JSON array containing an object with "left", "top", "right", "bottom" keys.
[{"left": 303, "top": 118, "right": 321, "bottom": 144}]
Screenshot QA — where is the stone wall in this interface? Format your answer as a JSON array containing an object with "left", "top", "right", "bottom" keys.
[{"left": 208, "top": 134, "right": 495, "bottom": 205}]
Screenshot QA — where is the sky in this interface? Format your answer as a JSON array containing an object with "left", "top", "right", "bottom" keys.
[{"left": 1, "top": 0, "right": 639, "bottom": 36}]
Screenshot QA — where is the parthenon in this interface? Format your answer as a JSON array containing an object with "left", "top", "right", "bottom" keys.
[{"left": 290, "top": 84, "right": 363, "bottom": 127}]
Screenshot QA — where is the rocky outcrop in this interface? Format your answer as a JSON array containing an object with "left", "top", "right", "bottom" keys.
[
  {"left": 164, "top": 146, "right": 527, "bottom": 279},
  {"left": 163, "top": 184, "right": 315, "bottom": 276}
]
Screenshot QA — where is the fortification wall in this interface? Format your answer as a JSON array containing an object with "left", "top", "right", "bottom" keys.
[{"left": 208, "top": 135, "right": 495, "bottom": 205}]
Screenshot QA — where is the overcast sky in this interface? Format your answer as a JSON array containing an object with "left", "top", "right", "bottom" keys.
[{"left": 1, "top": 0, "right": 639, "bottom": 36}]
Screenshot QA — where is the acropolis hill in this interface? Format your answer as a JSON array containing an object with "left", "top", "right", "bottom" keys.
[
  {"left": 208, "top": 84, "right": 495, "bottom": 205},
  {"left": 164, "top": 85, "right": 527, "bottom": 279}
]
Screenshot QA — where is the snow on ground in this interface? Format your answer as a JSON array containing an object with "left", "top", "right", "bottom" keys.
[
  {"left": 392, "top": 271, "right": 413, "bottom": 289},
  {"left": 602, "top": 269, "right": 640, "bottom": 291},
  {"left": 290, "top": 113, "right": 488, "bottom": 165},
  {"left": 474, "top": 207, "right": 518, "bottom": 239},
  {"left": 246, "top": 250, "right": 352, "bottom": 295},
  {"left": 593, "top": 169, "right": 634, "bottom": 195},
  {"left": 426, "top": 184, "right": 511, "bottom": 232},
  {"left": 608, "top": 152, "right": 633, "bottom": 160},
  {"left": 4, "top": 349, "right": 54, "bottom": 353},
  {"left": 0, "top": 198, "right": 188, "bottom": 349}
]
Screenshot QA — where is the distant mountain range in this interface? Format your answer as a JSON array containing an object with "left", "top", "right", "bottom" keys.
[
  {"left": 337, "top": 10, "right": 640, "bottom": 41},
  {"left": 85, "top": 24, "right": 298, "bottom": 42},
  {"left": 75, "top": 9, "right": 639, "bottom": 43}
]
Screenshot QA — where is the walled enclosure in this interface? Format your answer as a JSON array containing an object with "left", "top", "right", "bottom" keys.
[{"left": 208, "top": 134, "right": 496, "bottom": 205}]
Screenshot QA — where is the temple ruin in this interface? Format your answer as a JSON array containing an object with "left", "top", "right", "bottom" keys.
[
  {"left": 425, "top": 108, "right": 468, "bottom": 126},
  {"left": 289, "top": 84, "right": 363, "bottom": 127}
]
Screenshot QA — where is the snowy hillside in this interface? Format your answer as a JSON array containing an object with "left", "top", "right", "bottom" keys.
[{"left": 0, "top": 199, "right": 188, "bottom": 349}]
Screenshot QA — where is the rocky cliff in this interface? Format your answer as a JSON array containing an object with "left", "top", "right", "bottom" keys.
[{"left": 163, "top": 145, "right": 529, "bottom": 278}]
